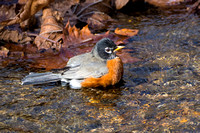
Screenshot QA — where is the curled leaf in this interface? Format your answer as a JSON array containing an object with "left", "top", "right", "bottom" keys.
[
  {"left": 0, "top": 0, "right": 54, "bottom": 28},
  {"left": 145, "top": 0, "right": 185, "bottom": 7},
  {"left": 34, "top": 7, "right": 63, "bottom": 50}
]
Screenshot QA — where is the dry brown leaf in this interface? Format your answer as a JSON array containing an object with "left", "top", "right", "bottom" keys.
[
  {"left": 64, "top": 0, "right": 113, "bottom": 30},
  {"left": 87, "top": 12, "right": 113, "bottom": 30},
  {"left": 34, "top": 7, "right": 63, "bottom": 50},
  {"left": 115, "top": 0, "right": 129, "bottom": 10},
  {"left": 0, "top": 4, "right": 16, "bottom": 23},
  {"left": 115, "top": 28, "right": 139, "bottom": 36},
  {"left": 0, "top": 0, "right": 54, "bottom": 28},
  {"left": 0, "top": 29, "right": 32, "bottom": 44},
  {"left": 63, "top": 22, "right": 94, "bottom": 48},
  {"left": 28, "top": 50, "right": 72, "bottom": 70},
  {"left": 145, "top": 0, "right": 185, "bottom": 7}
]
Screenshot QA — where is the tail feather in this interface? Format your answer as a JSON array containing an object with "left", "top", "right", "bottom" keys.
[{"left": 22, "top": 72, "right": 61, "bottom": 85}]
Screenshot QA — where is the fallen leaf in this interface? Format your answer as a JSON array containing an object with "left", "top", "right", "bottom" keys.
[
  {"left": 114, "top": 28, "right": 139, "bottom": 36},
  {"left": 28, "top": 49, "right": 73, "bottom": 70},
  {"left": 0, "top": 3, "right": 16, "bottom": 22},
  {"left": 115, "top": 0, "right": 129, "bottom": 10},
  {"left": 34, "top": 7, "right": 63, "bottom": 50},
  {"left": 145, "top": 0, "right": 185, "bottom": 7},
  {"left": 0, "top": 42, "right": 38, "bottom": 67},
  {"left": 63, "top": 22, "right": 94, "bottom": 47},
  {"left": 87, "top": 12, "right": 113, "bottom": 30},
  {"left": 0, "top": 0, "right": 54, "bottom": 29},
  {"left": 64, "top": 0, "right": 113, "bottom": 31},
  {"left": 0, "top": 29, "right": 32, "bottom": 44}
]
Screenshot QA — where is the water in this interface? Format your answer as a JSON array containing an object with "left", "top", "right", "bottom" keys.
[{"left": 0, "top": 8, "right": 200, "bottom": 132}]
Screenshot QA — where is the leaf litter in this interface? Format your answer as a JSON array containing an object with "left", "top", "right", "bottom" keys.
[{"left": 0, "top": 0, "right": 140, "bottom": 70}]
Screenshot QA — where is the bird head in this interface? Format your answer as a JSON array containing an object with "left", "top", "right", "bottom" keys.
[{"left": 92, "top": 38, "right": 125, "bottom": 60}]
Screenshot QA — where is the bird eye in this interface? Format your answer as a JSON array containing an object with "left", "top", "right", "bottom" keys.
[{"left": 105, "top": 47, "right": 112, "bottom": 53}]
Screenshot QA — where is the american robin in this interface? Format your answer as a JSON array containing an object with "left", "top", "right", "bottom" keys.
[{"left": 22, "top": 38, "right": 124, "bottom": 89}]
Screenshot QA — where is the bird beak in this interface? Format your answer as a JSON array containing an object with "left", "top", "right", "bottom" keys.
[{"left": 114, "top": 46, "right": 125, "bottom": 52}]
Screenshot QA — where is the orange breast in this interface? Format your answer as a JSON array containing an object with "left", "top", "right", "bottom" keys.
[{"left": 81, "top": 57, "right": 123, "bottom": 88}]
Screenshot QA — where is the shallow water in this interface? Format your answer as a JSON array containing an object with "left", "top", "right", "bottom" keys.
[{"left": 0, "top": 9, "right": 200, "bottom": 132}]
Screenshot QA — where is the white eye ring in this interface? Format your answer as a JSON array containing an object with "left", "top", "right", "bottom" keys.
[{"left": 105, "top": 47, "right": 112, "bottom": 53}]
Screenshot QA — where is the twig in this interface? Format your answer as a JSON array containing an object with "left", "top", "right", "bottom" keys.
[
  {"left": 78, "top": 11, "right": 103, "bottom": 19},
  {"left": 76, "top": 0, "right": 103, "bottom": 16},
  {"left": 39, "top": 30, "right": 63, "bottom": 36},
  {"left": 72, "top": 4, "right": 79, "bottom": 14},
  {"left": 27, "top": 33, "right": 59, "bottom": 44},
  {"left": 101, "top": 2, "right": 113, "bottom": 10},
  {"left": 81, "top": 38, "right": 93, "bottom": 43}
]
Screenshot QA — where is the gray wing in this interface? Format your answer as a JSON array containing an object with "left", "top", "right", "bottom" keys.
[
  {"left": 62, "top": 53, "right": 108, "bottom": 79},
  {"left": 66, "top": 53, "right": 90, "bottom": 67}
]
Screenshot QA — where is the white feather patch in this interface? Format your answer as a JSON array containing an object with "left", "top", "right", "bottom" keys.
[{"left": 69, "top": 79, "right": 82, "bottom": 89}]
